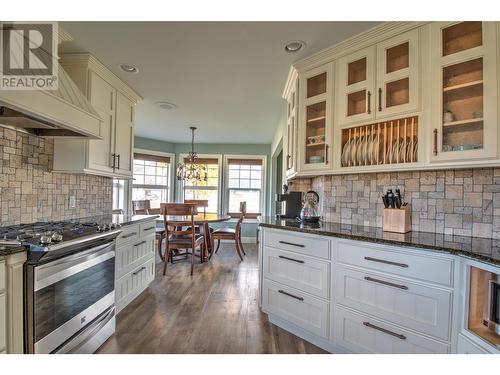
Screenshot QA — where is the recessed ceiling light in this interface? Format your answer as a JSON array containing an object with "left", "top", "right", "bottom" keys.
[
  {"left": 155, "top": 101, "right": 177, "bottom": 110},
  {"left": 118, "top": 63, "right": 139, "bottom": 73},
  {"left": 284, "top": 40, "right": 305, "bottom": 53}
]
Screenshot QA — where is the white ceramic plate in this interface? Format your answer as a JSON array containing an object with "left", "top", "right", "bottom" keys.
[
  {"left": 350, "top": 137, "right": 358, "bottom": 166},
  {"left": 342, "top": 139, "right": 351, "bottom": 166}
]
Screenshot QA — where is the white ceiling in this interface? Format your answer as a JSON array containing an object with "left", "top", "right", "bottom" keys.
[{"left": 59, "top": 22, "right": 380, "bottom": 144}]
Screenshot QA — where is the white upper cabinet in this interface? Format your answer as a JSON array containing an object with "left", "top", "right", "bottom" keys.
[
  {"left": 297, "top": 62, "right": 334, "bottom": 172},
  {"left": 337, "top": 46, "right": 377, "bottom": 126},
  {"left": 337, "top": 29, "right": 420, "bottom": 127},
  {"left": 54, "top": 54, "right": 142, "bottom": 178},
  {"left": 429, "top": 22, "right": 498, "bottom": 163},
  {"left": 376, "top": 29, "right": 420, "bottom": 118},
  {"left": 114, "top": 92, "right": 134, "bottom": 175},
  {"left": 87, "top": 71, "right": 115, "bottom": 174},
  {"left": 284, "top": 72, "right": 298, "bottom": 178}
]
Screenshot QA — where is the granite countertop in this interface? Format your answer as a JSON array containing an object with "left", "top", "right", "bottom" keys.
[
  {"left": 110, "top": 214, "right": 159, "bottom": 226},
  {"left": 0, "top": 245, "right": 26, "bottom": 257},
  {"left": 259, "top": 217, "right": 500, "bottom": 267}
]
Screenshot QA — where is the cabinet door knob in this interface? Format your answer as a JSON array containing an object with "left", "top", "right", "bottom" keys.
[
  {"left": 116, "top": 154, "right": 121, "bottom": 170},
  {"left": 433, "top": 129, "right": 438, "bottom": 156},
  {"left": 325, "top": 144, "right": 329, "bottom": 164},
  {"left": 367, "top": 91, "right": 372, "bottom": 114},
  {"left": 378, "top": 88, "right": 383, "bottom": 111},
  {"left": 363, "top": 321, "right": 406, "bottom": 340}
]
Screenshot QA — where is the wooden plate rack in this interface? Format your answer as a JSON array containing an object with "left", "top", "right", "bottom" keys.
[{"left": 341, "top": 116, "right": 418, "bottom": 167}]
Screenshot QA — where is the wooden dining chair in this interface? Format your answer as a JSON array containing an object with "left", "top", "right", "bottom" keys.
[
  {"left": 184, "top": 199, "right": 208, "bottom": 214},
  {"left": 211, "top": 201, "right": 246, "bottom": 261},
  {"left": 160, "top": 203, "right": 206, "bottom": 276},
  {"left": 132, "top": 199, "right": 151, "bottom": 215},
  {"left": 132, "top": 200, "right": 166, "bottom": 261}
]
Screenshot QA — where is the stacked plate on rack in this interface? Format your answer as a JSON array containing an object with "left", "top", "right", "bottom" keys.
[{"left": 341, "top": 135, "right": 418, "bottom": 167}]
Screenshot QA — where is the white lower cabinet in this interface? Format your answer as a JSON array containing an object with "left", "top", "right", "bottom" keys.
[
  {"left": 262, "top": 279, "right": 329, "bottom": 339},
  {"left": 262, "top": 246, "right": 330, "bottom": 299},
  {"left": 115, "top": 220, "right": 156, "bottom": 313},
  {"left": 335, "top": 266, "right": 452, "bottom": 341},
  {"left": 334, "top": 306, "right": 450, "bottom": 354},
  {"left": 0, "top": 293, "right": 5, "bottom": 354},
  {"left": 259, "top": 227, "right": 460, "bottom": 354}
]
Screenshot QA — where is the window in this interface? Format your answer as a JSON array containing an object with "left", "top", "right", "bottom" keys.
[
  {"left": 226, "top": 158, "right": 264, "bottom": 214},
  {"left": 112, "top": 179, "right": 125, "bottom": 211},
  {"left": 182, "top": 157, "right": 220, "bottom": 213},
  {"left": 132, "top": 152, "right": 172, "bottom": 208}
]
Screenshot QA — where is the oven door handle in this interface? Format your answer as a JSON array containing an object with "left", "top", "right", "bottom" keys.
[{"left": 35, "top": 241, "right": 115, "bottom": 291}]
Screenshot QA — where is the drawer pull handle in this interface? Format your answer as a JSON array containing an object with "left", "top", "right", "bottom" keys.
[
  {"left": 132, "top": 266, "right": 146, "bottom": 275},
  {"left": 278, "top": 255, "right": 304, "bottom": 264},
  {"left": 279, "top": 240, "right": 305, "bottom": 248},
  {"left": 363, "top": 321, "right": 406, "bottom": 340},
  {"left": 122, "top": 232, "right": 138, "bottom": 239},
  {"left": 364, "top": 256, "right": 408, "bottom": 268},
  {"left": 143, "top": 226, "right": 156, "bottom": 231},
  {"left": 133, "top": 241, "right": 148, "bottom": 247},
  {"left": 278, "top": 289, "right": 304, "bottom": 301},
  {"left": 364, "top": 276, "right": 408, "bottom": 290}
]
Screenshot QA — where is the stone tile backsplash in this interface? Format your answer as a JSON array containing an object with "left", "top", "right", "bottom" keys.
[
  {"left": 289, "top": 168, "right": 500, "bottom": 239},
  {"left": 0, "top": 127, "right": 113, "bottom": 225}
]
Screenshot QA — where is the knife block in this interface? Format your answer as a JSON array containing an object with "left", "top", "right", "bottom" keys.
[{"left": 383, "top": 206, "right": 411, "bottom": 233}]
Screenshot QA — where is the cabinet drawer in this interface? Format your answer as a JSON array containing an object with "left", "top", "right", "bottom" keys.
[
  {"left": 337, "top": 239, "right": 454, "bottom": 286},
  {"left": 334, "top": 306, "right": 449, "bottom": 354},
  {"left": 0, "top": 261, "right": 4, "bottom": 291},
  {"left": 116, "top": 237, "right": 155, "bottom": 279},
  {"left": 263, "top": 247, "right": 330, "bottom": 299},
  {"left": 457, "top": 334, "right": 490, "bottom": 354},
  {"left": 336, "top": 266, "right": 452, "bottom": 340},
  {"left": 139, "top": 221, "right": 157, "bottom": 238},
  {"left": 262, "top": 279, "right": 329, "bottom": 339},
  {"left": 116, "top": 224, "right": 140, "bottom": 246},
  {"left": 264, "top": 229, "right": 330, "bottom": 260},
  {"left": 0, "top": 293, "right": 5, "bottom": 353},
  {"left": 116, "top": 256, "right": 155, "bottom": 313}
]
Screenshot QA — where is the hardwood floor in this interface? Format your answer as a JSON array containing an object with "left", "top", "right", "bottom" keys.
[{"left": 98, "top": 243, "right": 327, "bottom": 354}]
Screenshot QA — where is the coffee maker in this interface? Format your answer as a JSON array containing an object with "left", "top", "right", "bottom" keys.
[{"left": 276, "top": 184, "right": 302, "bottom": 219}]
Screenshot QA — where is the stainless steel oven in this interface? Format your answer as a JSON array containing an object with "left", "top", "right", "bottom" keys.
[{"left": 25, "top": 239, "right": 116, "bottom": 354}]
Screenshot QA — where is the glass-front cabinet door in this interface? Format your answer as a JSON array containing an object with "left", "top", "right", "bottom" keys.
[
  {"left": 376, "top": 29, "right": 420, "bottom": 118},
  {"left": 285, "top": 79, "right": 298, "bottom": 177},
  {"left": 430, "top": 21, "right": 498, "bottom": 162},
  {"left": 298, "top": 62, "right": 333, "bottom": 172},
  {"left": 337, "top": 46, "right": 376, "bottom": 126}
]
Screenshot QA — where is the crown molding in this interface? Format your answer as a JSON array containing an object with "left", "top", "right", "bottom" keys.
[
  {"left": 57, "top": 26, "right": 74, "bottom": 44},
  {"left": 293, "top": 21, "right": 429, "bottom": 72},
  {"left": 60, "top": 53, "right": 143, "bottom": 104}
]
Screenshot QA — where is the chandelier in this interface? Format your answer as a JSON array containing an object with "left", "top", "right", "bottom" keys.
[{"left": 176, "top": 126, "right": 208, "bottom": 182}]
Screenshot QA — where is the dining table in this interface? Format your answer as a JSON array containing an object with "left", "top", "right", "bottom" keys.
[{"left": 156, "top": 213, "right": 231, "bottom": 262}]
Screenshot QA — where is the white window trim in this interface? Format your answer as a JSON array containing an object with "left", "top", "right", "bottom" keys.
[
  {"left": 177, "top": 153, "right": 223, "bottom": 212},
  {"left": 223, "top": 154, "right": 267, "bottom": 216},
  {"left": 132, "top": 148, "right": 175, "bottom": 203}
]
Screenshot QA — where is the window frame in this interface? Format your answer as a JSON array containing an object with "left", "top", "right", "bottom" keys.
[
  {"left": 132, "top": 148, "right": 175, "bottom": 206},
  {"left": 223, "top": 154, "right": 267, "bottom": 217},
  {"left": 177, "top": 153, "right": 223, "bottom": 213}
]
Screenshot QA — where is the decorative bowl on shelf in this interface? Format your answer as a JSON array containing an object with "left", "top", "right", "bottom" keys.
[{"left": 308, "top": 155, "right": 324, "bottom": 163}]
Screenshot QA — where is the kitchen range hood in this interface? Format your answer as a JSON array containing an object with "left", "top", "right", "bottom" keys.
[{"left": 0, "top": 65, "right": 103, "bottom": 139}]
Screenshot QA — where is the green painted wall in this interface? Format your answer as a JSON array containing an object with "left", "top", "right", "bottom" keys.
[{"left": 134, "top": 136, "right": 271, "bottom": 238}]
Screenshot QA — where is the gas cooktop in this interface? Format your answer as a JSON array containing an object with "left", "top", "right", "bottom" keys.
[{"left": 0, "top": 220, "right": 122, "bottom": 262}]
